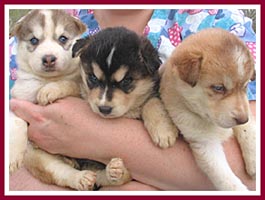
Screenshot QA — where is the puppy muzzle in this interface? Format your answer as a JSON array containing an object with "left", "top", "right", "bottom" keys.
[
  {"left": 42, "top": 54, "right": 57, "bottom": 71},
  {"left": 98, "top": 106, "right": 113, "bottom": 115}
]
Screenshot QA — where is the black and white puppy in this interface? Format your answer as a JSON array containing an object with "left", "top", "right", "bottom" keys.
[{"left": 73, "top": 27, "right": 178, "bottom": 148}]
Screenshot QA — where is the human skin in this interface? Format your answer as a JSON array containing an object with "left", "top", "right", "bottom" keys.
[
  {"left": 93, "top": 10, "right": 154, "bottom": 35},
  {"left": 10, "top": 97, "right": 256, "bottom": 190}
]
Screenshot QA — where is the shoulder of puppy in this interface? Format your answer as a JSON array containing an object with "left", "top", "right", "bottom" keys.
[{"left": 139, "top": 37, "right": 162, "bottom": 75}]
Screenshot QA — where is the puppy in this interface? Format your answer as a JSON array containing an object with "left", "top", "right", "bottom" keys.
[
  {"left": 9, "top": 10, "right": 130, "bottom": 191},
  {"left": 160, "top": 28, "right": 256, "bottom": 191},
  {"left": 9, "top": 9, "right": 85, "bottom": 174},
  {"left": 72, "top": 27, "right": 178, "bottom": 150}
]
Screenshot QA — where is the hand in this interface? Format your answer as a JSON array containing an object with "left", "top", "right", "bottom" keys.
[{"left": 10, "top": 97, "right": 113, "bottom": 160}]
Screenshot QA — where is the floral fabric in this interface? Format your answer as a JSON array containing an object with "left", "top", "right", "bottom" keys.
[{"left": 9, "top": 9, "right": 256, "bottom": 100}]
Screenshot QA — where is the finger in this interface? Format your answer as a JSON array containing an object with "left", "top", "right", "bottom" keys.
[{"left": 10, "top": 99, "right": 45, "bottom": 123}]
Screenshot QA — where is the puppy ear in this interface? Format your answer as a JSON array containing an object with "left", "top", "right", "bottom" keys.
[
  {"left": 139, "top": 37, "right": 162, "bottom": 75},
  {"left": 72, "top": 17, "right": 87, "bottom": 35},
  {"left": 173, "top": 50, "right": 202, "bottom": 87},
  {"left": 72, "top": 37, "right": 90, "bottom": 58},
  {"left": 10, "top": 22, "right": 22, "bottom": 38},
  {"left": 9, "top": 11, "right": 30, "bottom": 38}
]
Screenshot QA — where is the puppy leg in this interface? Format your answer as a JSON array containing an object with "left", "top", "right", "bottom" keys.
[
  {"left": 142, "top": 97, "right": 178, "bottom": 148},
  {"left": 37, "top": 80, "right": 80, "bottom": 105},
  {"left": 233, "top": 117, "right": 256, "bottom": 179},
  {"left": 190, "top": 141, "right": 248, "bottom": 191},
  {"left": 24, "top": 144, "right": 96, "bottom": 191},
  {"left": 96, "top": 158, "right": 131, "bottom": 187},
  {"left": 9, "top": 111, "right": 28, "bottom": 174}
]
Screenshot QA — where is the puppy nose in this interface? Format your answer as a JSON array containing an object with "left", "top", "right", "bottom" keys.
[
  {"left": 234, "top": 116, "right": 249, "bottom": 125},
  {"left": 98, "top": 106, "right": 112, "bottom": 115},
  {"left": 42, "top": 55, "right": 57, "bottom": 68}
]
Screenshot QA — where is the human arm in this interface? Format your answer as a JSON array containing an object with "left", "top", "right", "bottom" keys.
[{"left": 10, "top": 97, "right": 256, "bottom": 190}]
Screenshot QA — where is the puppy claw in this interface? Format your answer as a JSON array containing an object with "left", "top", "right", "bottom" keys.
[
  {"left": 9, "top": 141, "right": 26, "bottom": 175},
  {"left": 74, "top": 170, "right": 97, "bottom": 191},
  {"left": 150, "top": 126, "right": 179, "bottom": 149},
  {"left": 106, "top": 158, "right": 130, "bottom": 184},
  {"left": 9, "top": 156, "right": 24, "bottom": 175},
  {"left": 152, "top": 134, "right": 177, "bottom": 149},
  {"left": 37, "top": 85, "right": 62, "bottom": 105}
]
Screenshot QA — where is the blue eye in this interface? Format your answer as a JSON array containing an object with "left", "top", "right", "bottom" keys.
[
  {"left": 211, "top": 85, "right": 226, "bottom": 93},
  {"left": 59, "top": 36, "right": 68, "bottom": 44},
  {"left": 30, "top": 37, "right": 39, "bottom": 45}
]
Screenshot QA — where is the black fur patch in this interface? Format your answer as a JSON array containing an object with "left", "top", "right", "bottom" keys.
[{"left": 73, "top": 27, "right": 161, "bottom": 98}]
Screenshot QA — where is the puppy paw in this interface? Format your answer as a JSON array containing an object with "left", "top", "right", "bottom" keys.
[
  {"left": 106, "top": 158, "right": 130, "bottom": 184},
  {"left": 151, "top": 132, "right": 177, "bottom": 149},
  {"left": 233, "top": 122, "right": 256, "bottom": 179},
  {"left": 9, "top": 152, "right": 24, "bottom": 175},
  {"left": 242, "top": 137, "right": 256, "bottom": 180},
  {"left": 37, "top": 83, "right": 63, "bottom": 105},
  {"left": 245, "top": 160, "right": 256, "bottom": 179},
  {"left": 142, "top": 97, "right": 179, "bottom": 149},
  {"left": 150, "top": 124, "right": 179, "bottom": 149},
  {"left": 9, "top": 139, "right": 27, "bottom": 174},
  {"left": 74, "top": 170, "right": 97, "bottom": 191},
  {"left": 9, "top": 113, "right": 28, "bottom": 175}
]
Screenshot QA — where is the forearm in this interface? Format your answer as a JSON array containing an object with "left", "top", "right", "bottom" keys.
[
  {"left": 75, "top": 116, "right": 255, "bottom": 191},
  {"left": 11, "top": 97, "right": 255, "bottom": 190}
]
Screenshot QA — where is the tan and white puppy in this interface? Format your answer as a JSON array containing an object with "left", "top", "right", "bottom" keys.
[
  {"left": 160, "top": 28, "right": 256, "bottom": 191},
  {"left": 9, "top": 10, "right": 131, "bottom": 191},
  {"left": 9, "top": 9, "right": 85, "bottom": 174}
]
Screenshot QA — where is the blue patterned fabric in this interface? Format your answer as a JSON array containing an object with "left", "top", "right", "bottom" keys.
[{"left": 9, "top": 9, "right": 256, "bottom": 100}]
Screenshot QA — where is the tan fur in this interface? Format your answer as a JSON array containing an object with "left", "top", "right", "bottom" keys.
[
  {"left": 80, "top": 65, "right": 179, "bottom": 146},
  {"left": 160, "top": 28, "right": 256, "bottom": 191},
  {"left": 24, "top": 145, "right": 97, "bottom": 190},
  {"left": 92, "top": 63, "right": 104, "bottom": 81},
  {"left": 9, "top": 10, "right": 131, "bottom": 191},
  {"left": 112, "top": 65, "right": 128, "bottom": 82},
  {"left": 142, "top": 97, "right": 177, "bottom": 148},
  {"left": 81, "top": 65, "right": 154, "bottom": 118},
  {"left": 96, "top": 158, "right": 132, "bottom": 187}
]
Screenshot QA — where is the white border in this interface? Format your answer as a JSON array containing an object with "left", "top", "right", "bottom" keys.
[{"left": 5, "top": 4, "right": 261, "bottom": 196}]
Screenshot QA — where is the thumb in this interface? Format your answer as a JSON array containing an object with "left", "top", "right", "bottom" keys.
[{"left": 10, "top": 99, "right": 43, "bottom": 123}]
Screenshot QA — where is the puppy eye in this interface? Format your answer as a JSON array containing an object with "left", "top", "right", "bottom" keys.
[
  {"left": 58, "top": 36, "right": 68, "bottom": 44},
  {"left": 211, "top": 85, "right": 226, "bottom": 94},
  {"left": 120, "top": 77, "right": 133, "bottom": 88},
  {"left": 88, "top": 74, "right": 99, "bottom": 85},
  {"left": 30, "top": 37, "right": 39, "bottom": 45}
]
